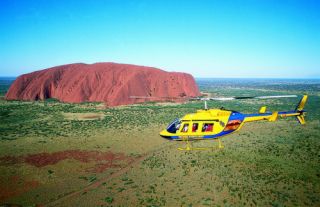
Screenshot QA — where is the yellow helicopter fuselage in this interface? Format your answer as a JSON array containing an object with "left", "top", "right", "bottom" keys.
[{"left": 160, "top": 95, "right": 307, "bottom": 140}]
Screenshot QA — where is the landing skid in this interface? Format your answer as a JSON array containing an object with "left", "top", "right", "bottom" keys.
[{"left": 177, "top": 136, "right": 224, "bottom": 151}]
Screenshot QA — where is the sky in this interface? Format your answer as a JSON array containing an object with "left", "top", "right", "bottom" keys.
[{"left": 0, "top": 0, "right": 319, "bottom": 78}]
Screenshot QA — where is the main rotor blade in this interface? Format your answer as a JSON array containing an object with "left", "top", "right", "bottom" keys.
[
  {"left": 129, "top": 96, "right": 188, "bottom": 100},
  {"left": 253, "top": 95, "right": 297, "bottom": 99},
  {"left": 202, "top": 95, "right": 297, "bottom": 101},
  {"left": 130, "top": 95, "right": 297, "bottom": 101}
]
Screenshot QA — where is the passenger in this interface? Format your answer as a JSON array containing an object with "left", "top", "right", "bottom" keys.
[
  {"left": 206, "top": 124, "right": 213, "bottom": 131},
  {"left": 182, "top": 124, "right": 189, "bottom": 132},
  {"left": 202, "top": 124, "right": 208, "bottom": 132},
  {"left": 192, "top": 123, "right": 198, "bottom": 132}
]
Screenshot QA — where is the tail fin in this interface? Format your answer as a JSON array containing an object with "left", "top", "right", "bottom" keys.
[
  {"left": 295, "top": 95, "right": 308, "bottom": 111},
  {"left": 295, "top": 95, "right": 308, "bottom": 124}
]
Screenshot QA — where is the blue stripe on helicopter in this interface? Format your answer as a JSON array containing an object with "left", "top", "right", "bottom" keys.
[
  {"left": 228, "top": 112, "right": 245, "bottom": 121},
  {"left": 244, "top": 110, "right": 298, "bottom": 117},
  {"left": 245, "top": 112, "right": 272, "bottom": 117},
  {"left": 278, "top": 110, "right": 303, "bottom": 114},
  {"left": 172, "top": 130, "right": 236, "bottom": 140}
]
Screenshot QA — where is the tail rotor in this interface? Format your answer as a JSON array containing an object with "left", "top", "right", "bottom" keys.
[{"left": 295, "top": 95, "right": 308, "bottom": 124}]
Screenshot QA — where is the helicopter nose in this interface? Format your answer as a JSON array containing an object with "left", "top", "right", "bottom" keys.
[
  {"left": 159, "top": 130, "right": 174, "bottom": 139},
  {"left": 159, "top": 129, "right": 168, "bottom": 137}
]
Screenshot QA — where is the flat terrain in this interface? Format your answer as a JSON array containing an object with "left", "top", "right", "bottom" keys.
[{"left": 0, "top": 78, "right": 319, "bottom": 206}]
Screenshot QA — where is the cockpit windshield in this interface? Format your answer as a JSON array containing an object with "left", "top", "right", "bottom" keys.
[{"left": 166, "top": 118, "right": 181, "bottom": 133}]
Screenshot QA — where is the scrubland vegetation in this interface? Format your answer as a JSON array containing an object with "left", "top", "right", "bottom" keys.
[{"left": 0, "top": 78, "right": 319, "bottom": 206}]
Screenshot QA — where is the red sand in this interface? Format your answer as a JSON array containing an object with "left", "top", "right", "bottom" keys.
[
  {"left": 0, "top": 150, "right": 132, "bottom": 172},
  {"left": 0, "top": 176, "right": 39, "bottom": 203},
  {"left": 5, "top": 62, "right": 201, "bottom": 106},
  {"left": 0, "top": 150, "right": 133, "bottom": 203}
]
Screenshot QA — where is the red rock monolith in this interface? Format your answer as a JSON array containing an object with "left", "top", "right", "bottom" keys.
[{"left": 5, "top": 62, "right": 200, "bottom": 106}]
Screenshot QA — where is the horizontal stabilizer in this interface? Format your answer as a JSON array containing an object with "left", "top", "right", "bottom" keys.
[{"left": 269, "top": 112, "right": 278, "bottom": 122}]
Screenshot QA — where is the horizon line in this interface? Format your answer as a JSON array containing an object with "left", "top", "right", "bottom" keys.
[
  {"left": 195, "top": 77, "right": 320, "bottom": 79},
  {"left": 1, "top": 76, "right": 320, "bottom": 80}
]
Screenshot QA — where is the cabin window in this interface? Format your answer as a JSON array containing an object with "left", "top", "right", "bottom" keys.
[
  {"left": 167, "top": 118, "right": 181, "bottom": 133},
  {"left": 202, "top": 123, "right": 214, "bottom": 132},
  {"left": 181, "top": 124, "right": 189, "bottom": 133},
  {"left": 192, "top": 123, "right": 199, "bottom": 132}
]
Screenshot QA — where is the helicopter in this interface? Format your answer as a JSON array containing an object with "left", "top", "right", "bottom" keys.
[
  {"left": 131, "top": 94, "right": 308, "bottom": 151},
  {"left": 158, "top": 95, "right": 308, "bottom": 150}
]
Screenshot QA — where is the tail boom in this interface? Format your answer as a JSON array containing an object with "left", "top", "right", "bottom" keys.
[{"left": 243, "top": 95, "right": 308, "bottom": 125}]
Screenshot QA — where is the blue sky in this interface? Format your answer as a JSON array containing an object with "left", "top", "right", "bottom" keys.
[{"left": 0, "top": 0, "right": 319, "bottom": 78}]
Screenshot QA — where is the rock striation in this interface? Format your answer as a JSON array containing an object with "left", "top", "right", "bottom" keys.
[{"left": 5, "top": 62, "right": 200, "bottom": 106}]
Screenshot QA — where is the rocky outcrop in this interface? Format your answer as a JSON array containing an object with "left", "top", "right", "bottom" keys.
[{"left": 5, "top": 62, "right": 200, "bottom": 106}]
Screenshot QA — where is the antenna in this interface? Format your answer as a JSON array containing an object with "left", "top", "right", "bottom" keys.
[{"left": 204, "top": 100, "right": 208, "bottom": 110}]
